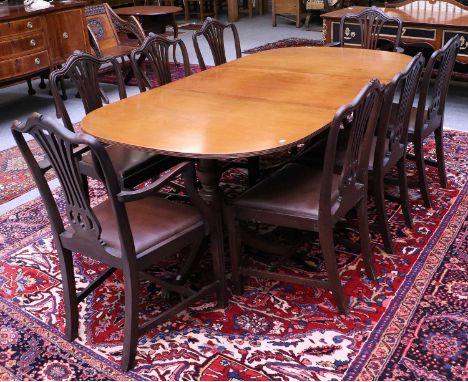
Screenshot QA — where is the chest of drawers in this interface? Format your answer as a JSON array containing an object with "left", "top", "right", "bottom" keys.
[{"left": 0, "top": 2, "right": 90, "bottom": 83}]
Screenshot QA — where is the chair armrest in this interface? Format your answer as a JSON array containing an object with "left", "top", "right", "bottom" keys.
[
  {"left": 117, "top": 160, "right": 192, "bottom": 202},
  {"left": 110, "top": 11, "right": 145, "bottom": 43}
]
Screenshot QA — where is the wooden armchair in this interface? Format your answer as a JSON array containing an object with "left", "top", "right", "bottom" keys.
[
  {"left": 12, "top": 113, "right": 225, "bottom": 371},
  {"left": 85, "top": 3, "right": 145, "bottom": 81}
]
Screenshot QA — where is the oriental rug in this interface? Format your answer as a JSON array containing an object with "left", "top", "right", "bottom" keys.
[{"left": 0, "top": 130, "right": 466, "bottom": 380}]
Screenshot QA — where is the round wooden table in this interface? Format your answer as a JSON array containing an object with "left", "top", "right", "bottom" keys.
[
  {"left": 82, "top": 47, "right": 412, "bottom": 300},
  {"left": 115, "top": 6, "right": 182, "bottom": 37}
]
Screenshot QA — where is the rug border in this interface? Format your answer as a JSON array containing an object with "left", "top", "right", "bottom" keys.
[
  {"left": 0, "top": 296, "right": 142, "bottom": 381},
  {"left": 344, "top": 182, "right": 468, "bottom": 380}
]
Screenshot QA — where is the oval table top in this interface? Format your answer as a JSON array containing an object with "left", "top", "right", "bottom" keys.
[
  {"left": 115, "top": 5, "right": 182, "bottom": 16},
  {"left": 82, "top": 47, "right": 412, "bottom": 159}
]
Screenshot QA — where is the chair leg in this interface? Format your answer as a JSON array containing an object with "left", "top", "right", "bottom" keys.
[
  {"left": 57, "top": 247, "right": 79, "bottom": 341},
  {"left": 434, "top": 126, "right": 447, "bottom": 188},
  {"left": 247, "top": 156, "right": 260, "bottom": 187},
  {"left": 121, "top": 269, "right": 139, "bottom": 371},
  {"left": 413, "top": 138, "right": 432, "bottom": 208},
  {"left": 226, "top": 207, "right": 244, "bottom": 295},
  {"left": 200, "top": 0, "right": 205, "bottom": 22},
  {"left": 373, "top": 175, "right": 394, "bottom": 254},
  {"left": 397, "top": 157, "right": 413, "bottom": 228},
  {"left": 356, "top": 197, "right": 376, "bottom": 280},
  {"left": 27, "top": 78, "right": 36, "bottom": 95},
  {"left": 248, "top": 0, "right": 253, "bottom": 17},
  {"left": 318, "top": 225, "right": 348, "bottom": 314},
  {"left": 184, "top": 0, "right": 190, "bottom": 22}
]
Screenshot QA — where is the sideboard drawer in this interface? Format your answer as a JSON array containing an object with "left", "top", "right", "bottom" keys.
[
  {"left": 0, "top": 50, "right": 49, "bottom": 81},
  {"left": 0, "top": 16, "right": 42, "bottom": 38},
  {"left": 0, "top": 32, "right": 45, "bottom": 59}
]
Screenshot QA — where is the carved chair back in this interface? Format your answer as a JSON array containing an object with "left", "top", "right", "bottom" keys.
[
  {"left": 130, "top": 33, "right": 192, "bottom": 92},
  {"left": 321, "top": 79, "right": 383, "bottom": 220},
  {"left": 50, "top": 51, "right": 127, "bottom": 131},
  {"left": 415, "top": 34, "right": 460, "bottom": 137},
  {"left": 11, "top": 114, "right": 136, "bottom": 262},
  {"left": 375, "top": 52, "right": 425, "bottom": 171},
  {"left": 339, "top": 6, "right": 403, "bottom": 51},
  {"left": 192, "top": 17, "right": 242, "bottom": 70},
  {"left": 85, "top": 3, "right": 145, "bottom": 57}
]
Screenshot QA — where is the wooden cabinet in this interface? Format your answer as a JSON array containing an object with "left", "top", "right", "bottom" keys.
[
  {"left": 0, "top": 2, "right": 90, "bottom": 84},
  {"left": 46, "top": 8, "right": 88, "bottom": 63}
]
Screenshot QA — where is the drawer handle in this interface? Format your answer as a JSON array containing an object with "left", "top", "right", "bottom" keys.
[
  {"left": 26, "top": 21, "right": 33, "bottom": 29},
  {"left": 63, "top": 32, "right": 69, "bottom": 39},
  {"left": 34, "top": 57, "right": 41, "bottom": 65},
  {"left": 30, "top": 39, "right": 37, "bottom": 47}
]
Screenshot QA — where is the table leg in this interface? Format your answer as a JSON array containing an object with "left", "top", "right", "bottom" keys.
[
  {"left": 172, "top": 14, "right": 179, "bottom": 66},
  {"left": 196, "top": 159, "right": 228, "bottom": 308}
]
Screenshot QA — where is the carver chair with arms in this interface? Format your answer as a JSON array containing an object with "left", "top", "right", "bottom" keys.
[
  {"left": 49, "top": 51, "right": 181, "bottom": 190},
  {"left": 86, "top": 3, "right": 145, "bottom": 59},
  {"left": 226, "top": 80, "right": 384, "bottom": 314},
  {"left": 406, "top": 35, "right": 460, "bottom": 208},
  {"left": 130, "top": 33, "right": 192, "bottom": 92},
  {"left": 11, "top": 113, "right": 226, "bottom": 371},
  {"left": 336, "top": 6, "right": 403, "bottom": 52}
]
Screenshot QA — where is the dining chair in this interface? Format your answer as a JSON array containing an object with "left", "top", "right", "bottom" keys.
[
  {"left": 130, "top": 33, "right": 192, "bottom": 92},
  {"left": 406, "top": 35, "right": 460, "bottom": 208},
  {"left": 192, "top": 17, "right": 241, "bottom": 71},
  {"left": 337, "top": 6, "right": 403, "bottom": 52},
  {"left": 226, "top": 79, "right": 384, "bottom": 314},
  {"left": 11, "top": 113, "right": 225, "bottom": 371},
  {"left": 367, "top": 53, "right": 425, "bottom": 253},
  {"left": 49, "top": 51, "right": 181, "bottom": 189}
]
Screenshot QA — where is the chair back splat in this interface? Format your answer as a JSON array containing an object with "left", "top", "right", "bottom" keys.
[
  {"left": 323, "top": 79, "right": 383, "bottom": 222},
  {"left": 417, "top": 34, "right": 461, "bottom": 134},
  {"left": 192, "top": 17, "right": 242, "bottom": 70},
  {"left": 130, "top": 33, "right": 192, "bottom": 92},
  {"left": 50, "top": 52, "right": 126, "bottom": 131},
  {"left": 12, "top": 114, "right": 127, "bottom": 259},
  {"left": 377, "top": 53, "right": 426, "bottom": 170},
  {"left": 339, "top": 6, "right": 403, "bottom": 51}
]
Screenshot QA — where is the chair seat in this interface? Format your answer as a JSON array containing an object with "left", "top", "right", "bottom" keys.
[
  {"left": 234, "top": 163, "right": 341, "bottom": 219},
  {"left": 101, "top": 44, "right": 136, "bottom": 58},
  {"left": 401, "top": 105, "right": 428, "bottom": 138},
  {"left": 93, "top": 196, "right": 203, "bottom": 254}
]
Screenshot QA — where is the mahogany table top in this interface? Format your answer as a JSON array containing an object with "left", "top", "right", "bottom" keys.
[
  {"left": 115, "top": 6, "right": 182, "bottom": 16},
  {"left": 81, "top": 47, "right": 412, "bottom": 159}
]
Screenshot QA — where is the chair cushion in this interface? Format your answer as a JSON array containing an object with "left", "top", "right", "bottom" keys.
[
  {"left": 234, "top": 163, "right": 341, "bottom": 219},
  {"left": 82, "top": 144, "right": 160, "bottom": 179},
  {"left": 93, "top": 196, "right": 203, "bottom": 253}
]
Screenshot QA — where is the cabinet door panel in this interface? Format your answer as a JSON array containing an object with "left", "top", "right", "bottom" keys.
[{"left": 46, "top": 9, "right": 88, "bottom": 65}]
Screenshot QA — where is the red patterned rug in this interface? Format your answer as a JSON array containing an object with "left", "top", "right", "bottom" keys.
[{"left": 0, "top": 130, "right": 466, "bottom": 380}]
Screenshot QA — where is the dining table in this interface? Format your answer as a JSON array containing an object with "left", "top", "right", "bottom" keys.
[{"left": 81, "top": 46, "right": 412, "bottom": 301}]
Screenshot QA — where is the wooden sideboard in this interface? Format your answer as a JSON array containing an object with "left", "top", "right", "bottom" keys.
[
  {"left": 0, "top": 1, "right": 90, "bottom": 88},
  {"left": 321, "top": 0, "right": 468, "bottom": 63}
]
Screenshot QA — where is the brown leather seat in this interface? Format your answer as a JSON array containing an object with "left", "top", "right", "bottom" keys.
[
  {"left": 93, "top": 197, "right": 203, "bottom": 253},
  {"left": 235, "top": 163, "right": 341, "bottom": 218},
  {"left": 81, "top": 144, "right": 175, "bottom": 180}
]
